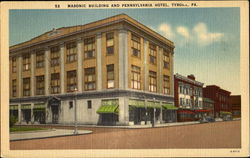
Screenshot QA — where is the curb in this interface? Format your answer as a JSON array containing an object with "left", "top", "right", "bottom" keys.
[{"left": 10, "top": 130, "right": 92, "bottom": 141}]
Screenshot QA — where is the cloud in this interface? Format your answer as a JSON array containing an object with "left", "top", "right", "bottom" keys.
[
  {"left": 176, "top": 26, "right": 190, "bottom": 39},
  {"left": 193, "top": 23, "right": 224, "bottom": 46},
  {"left": 158, "top": 23, "right": 174, "bottom": 39},
  {"left": 155, "top": 22, "right": 224, "bottom": 47}
]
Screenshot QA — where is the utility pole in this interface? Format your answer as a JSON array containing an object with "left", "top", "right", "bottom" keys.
[{"left": 73, "top": 87, "right": 78, "bottom": 135}]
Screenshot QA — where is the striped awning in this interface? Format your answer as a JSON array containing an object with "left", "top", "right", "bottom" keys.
[
  {"left": 97, "top": 99, "right": 119, "bottom": 114},
  {"left": 97, "top": 105, "right": 119, "bottom": 114}
]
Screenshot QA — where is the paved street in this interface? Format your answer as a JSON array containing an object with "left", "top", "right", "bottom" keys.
[{"left": 10, "top": 120, "right": 241, "bottom": 149}]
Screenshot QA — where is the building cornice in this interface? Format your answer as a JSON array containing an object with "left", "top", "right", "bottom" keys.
[{"left": 10, "top": 14, "right": 174, "bottom": 54}]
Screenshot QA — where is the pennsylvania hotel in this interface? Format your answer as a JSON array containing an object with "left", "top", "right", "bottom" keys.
[{"left": 9, "top": 14, "right": 178, "bottom": 126}]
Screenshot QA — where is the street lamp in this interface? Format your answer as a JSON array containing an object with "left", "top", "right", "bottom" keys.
[
  {"left": 152, "top": 97, "right": 156, "bottom": 127},
  {"left": 73, "top": 87, "right": 78, "bottom": 135}
]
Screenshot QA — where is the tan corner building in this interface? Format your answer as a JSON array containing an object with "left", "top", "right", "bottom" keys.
[{"left": 9, "top": 14, "right": 176, "bottom": 126}]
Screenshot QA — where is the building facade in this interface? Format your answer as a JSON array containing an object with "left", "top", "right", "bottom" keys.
[
  {"left": 174, "top": 74, "right": 204, "bottom": 122},
  {"left": 203, "top": 85, "right": 231, "bottom": 118},
  {"left": 9, "top": 14, "right": 177, "bottom": 126},
  {"left": 203, "top": 98, "right": 215, "bottom": 118},
  {"left": 229, "top": 95, "right": 241, "bottom": 118}
]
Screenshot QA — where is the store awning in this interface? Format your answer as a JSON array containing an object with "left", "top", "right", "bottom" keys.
[
  {"left": 129, "top": 99, "right": 145, "bottom": 108},
  {"left": 162, "top": 104, "right": 178, "bottom": 110},
  {"left": 194, "top": 109, "right": 210, "bottom": 113},
  {"left": 21, "top": 104, "right": 31, "bottom": 109},
  {"left": 220, "top": 111, "right": 232, "bottom": 115},
  {"left": 97, "top": 104, "right": 119, "bottom": 114},
  {"left": 146, "top": 101, "right": 161, "bottom": 109},
  {"left": 177, "top": 110, "right": 195, "bottom": 114},
  {"left": 97, "top": 99, "right": 119, "bottom": 114},
  {"left": 34, "top": 103, "right": 46, "bottom": 109},
  {"left": 10, "top": 105, "right": 18, "bottom": 110}
]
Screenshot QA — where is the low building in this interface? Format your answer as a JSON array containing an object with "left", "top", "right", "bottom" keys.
[
  {"left": 203, "top": 85, "right": 231, "bottom": 118},
  {"left": 9, "top": 14, "right": 177, "bottom": 126},
  {"left": 174, "top": 74, "right": 204, "bottom": 122},
  {"left": 203, "top": 98, "right": 215, "bottom": 118},
  {"left": 229, "top": 95, "right": 241, "bottom": 118}
]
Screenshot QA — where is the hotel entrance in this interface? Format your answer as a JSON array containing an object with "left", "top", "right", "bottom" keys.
[{"left": 97, "top": 99, "right": 119, "bottom": 126}]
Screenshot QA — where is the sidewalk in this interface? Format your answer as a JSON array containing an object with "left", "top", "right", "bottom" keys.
[
  {"left": 10, "top": 129, "right": 92, "bottom": 141},
  {"left": 23, "top": 121, "right": 201, "bottom": 129}
]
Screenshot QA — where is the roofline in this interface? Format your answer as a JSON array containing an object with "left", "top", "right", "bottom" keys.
[
  {"left": 204, "top": 85, "right": 231, "bottom": 94},
  {"left": 10, "top": 13, "right": 174, "bottom": 52},
  {"left": 174, "top": 73, "right": 204, "bottom": 87}
]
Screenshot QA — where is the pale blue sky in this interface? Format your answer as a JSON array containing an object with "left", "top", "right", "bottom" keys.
[{"left": 9, "top": 8, "right": 240, "bottom": 94}]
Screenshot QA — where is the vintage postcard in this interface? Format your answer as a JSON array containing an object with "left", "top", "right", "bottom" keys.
[{"left": 0, "top": 1, "right": 249, "bottom": 157}]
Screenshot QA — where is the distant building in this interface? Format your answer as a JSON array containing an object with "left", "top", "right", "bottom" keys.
[
  {"left": 203, "top": 85, "right": 231, "bottom": 118},
  {"left": 9, "top": 14, "right": 177, "bottom": 126},
  {"left": 174, "top": 74, "right": 205, "bottom": 122},
  {"left": 229, "top": 95, "right": 241, "bottom": 118},
  {"left": 203, "top": 98, "right": 215, "bottom": 118}
]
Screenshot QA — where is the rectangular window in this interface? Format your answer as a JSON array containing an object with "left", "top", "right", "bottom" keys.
[
  {"left": 23, "top": 54, "right": 30, "bottom": 71},
  {"left": 163, "top": 49, "right": 170, "bottom": 69},
  {"left": 50, "top": 46, "right": 60, "bottom": 66},
  {"left": 87, "top": 100, "right": 92, "bottom": 109},
  {"left": 84, "top": 37, "right": 95, "bottom": 59},
  {"left": 23, "top": 77, "right": 30, "bottom": 96},
  {"left": 36, "top": 51, "right": 44, "bottom": 68},
  {"left": 66, "top": 42, "right": 77, "bottom": 63},
  {"left": 12, "top": 57, "right": 17, "bottom": 73},
  {"left": 51, "top": 73, "right": 60, "bottom": 94},
  {"left": 131, "top": 65, "right": 141, "bottom": 90},
  {"left": 67, "top": 70, "right": 77, "bottom": 92},
  {"left": 149, "top": 71, "right": 157, "bottom": 92},
  {"left": 36, "top": 75, "right": 45, "bottom": 95},
  {"left": 163, "top": 75, "right": 170, "bottom": 94},
  {"left": 106, "top": 32, "right": 114, "bottom": 55},
  {"left": 12, "top": 79, "right": 17, "bottom": 97},
  {"left": 84, "top": 67, "right": 96, "bottom": 90},
  {"left": 149, "top": 43, "right": 157, "bottom": 64},
  {"left": 107, "top": 64, "right": 114, "bottom": 89},
  {"left": 131, "top": 34, "right": 141, "bottom": 57}
]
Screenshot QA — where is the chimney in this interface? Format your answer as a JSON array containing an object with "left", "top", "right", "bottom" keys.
[{"left": 187, "top": 74, "right": 195, "bottom": 80}]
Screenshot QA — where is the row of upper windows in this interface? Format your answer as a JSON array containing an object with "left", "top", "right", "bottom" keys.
[
  {"left": 179, "top": 98, "right": 203, "bottom": 107},
  {"left": 11, "top": 64, "right": 171, "bottom": 97},
  {"left": 11, "top": 33, "right": 115, "bottom": 73},
  {"left": 11, "top": 33, "right": 171, "bottom": 73},
  {"left": 179, "top": 85, "right": 202, "bottom": 97}
]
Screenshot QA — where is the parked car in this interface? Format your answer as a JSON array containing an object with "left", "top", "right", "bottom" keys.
[
  {"left": 199, "top": 117, "right": 209, "bottom": 123},
  {"left": 215, "top": 118, "right": 223, "bottom": 122},
  {"left": 205, "top": 116, "right": 215, "bottom": 122},
  {"left": 223, "top": 115, "right": 233, "bottom": 121}
]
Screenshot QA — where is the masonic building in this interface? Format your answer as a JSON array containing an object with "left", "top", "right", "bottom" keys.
[{"left": 9, "top": 14, "right": 176, "bottom": 126}]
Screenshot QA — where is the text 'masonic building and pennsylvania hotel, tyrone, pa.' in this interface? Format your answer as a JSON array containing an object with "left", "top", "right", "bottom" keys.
[{"left": 9, "top": 14, "right": 178, "bottom": 126}]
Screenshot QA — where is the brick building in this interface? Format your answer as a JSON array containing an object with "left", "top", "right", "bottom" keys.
[
  {"left": 9, "top": 14, "right": 177, "bottom": 126},
  {"left": 229, "top": 95, "right": 241, "bottom": 118},
  {"left": 174, "top": 74, "right": 205, "bottom": 122},
  {"left": 203, "top": 85, "right": 231, "bottom": 118}
]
